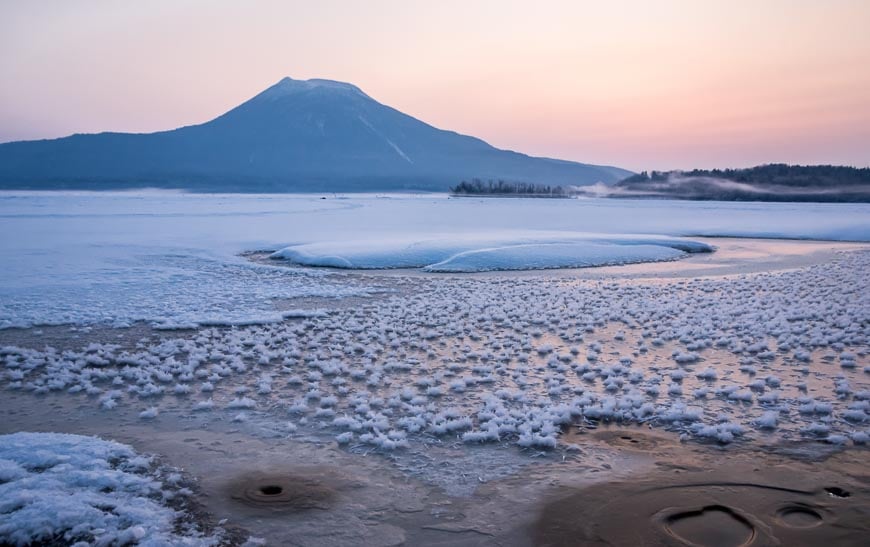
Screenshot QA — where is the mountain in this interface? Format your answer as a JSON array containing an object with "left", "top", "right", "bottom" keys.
[{"left": 0, "top": 77, "right": 632, "bottom": 192}]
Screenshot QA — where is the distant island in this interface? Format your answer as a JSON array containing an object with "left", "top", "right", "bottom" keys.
[
  {"left": 450, "top": 179, "right": 569, "bottom": 198},
  {"left": 452, "top": 165, "right": 870, "bottom": 203},
  {"left": 579, "top": 164, "right": 870, "bottom": 203}
]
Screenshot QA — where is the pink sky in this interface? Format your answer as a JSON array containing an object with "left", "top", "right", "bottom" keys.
[{"left": 1, "top": 0, "right": 868, "bottom": 171}]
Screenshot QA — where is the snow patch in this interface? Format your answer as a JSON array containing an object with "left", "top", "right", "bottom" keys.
[
  {"left": 0, "top": 432, "right": 221, "bottom": 546},
  {"left": 272, "top": 233, "right": 712, "bottom": 272}
]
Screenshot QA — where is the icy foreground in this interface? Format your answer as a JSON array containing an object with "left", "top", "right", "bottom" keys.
[
  {"left": 0, "top": 432, "right": 221, "bottom": 546},
  {"left": 3, "top": 251, "right": 868, "bottom": 451}
]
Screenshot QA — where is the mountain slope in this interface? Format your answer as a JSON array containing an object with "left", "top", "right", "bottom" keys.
[{"left": 0, "top": 77, "right": 632, "bottom": 192}]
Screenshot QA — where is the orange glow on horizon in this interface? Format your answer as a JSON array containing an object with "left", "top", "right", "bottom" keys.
[{"left": 1, "top": 0, "right": 868, "bottom": 171}]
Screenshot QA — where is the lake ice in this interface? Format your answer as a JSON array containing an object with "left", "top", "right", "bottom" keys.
[
  {"left": 1, "top": 190, "right": 868, "bottom": 445},
  {"left": 1, "top": 191, "right": 867, "bottom": 328},
  {"left": 1, "top": 191, "right": 869, "bottom": 544}
]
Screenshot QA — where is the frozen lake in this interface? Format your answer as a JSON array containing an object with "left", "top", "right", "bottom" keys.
[
  {"left": 1, "top": 191, "right": 869, "bottom": 545},
  {"left": 1, "top": 191, "right": 868, "bottom": 328}
]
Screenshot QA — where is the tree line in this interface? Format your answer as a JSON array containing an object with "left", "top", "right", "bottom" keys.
[
  {"left": 619, "top": 164, "right": 870, "bottom": 188},
  {"left": 451, "top": 178, "right": 567, "bottom": 196}
]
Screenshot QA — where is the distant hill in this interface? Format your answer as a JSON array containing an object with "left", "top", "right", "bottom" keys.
[
  {"left": 0, "top": 77, "right": 632, "bottom": 192},
  {"left": 601, "top": 164, "right": 870, "bottom": 203}
]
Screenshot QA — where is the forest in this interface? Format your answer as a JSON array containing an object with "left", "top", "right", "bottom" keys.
[
  {"left": 450, "top": 178, "right": 568, "bottom": 197},
  {"left": 611, "top": 164, "right": 870, "bottom": 202},
  {"left": 620, "top": 164, "right": 870, "bottom": 187}
]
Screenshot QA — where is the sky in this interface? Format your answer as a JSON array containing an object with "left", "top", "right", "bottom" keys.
[{"left": 1, "top": 0, "right": 868, "bottom": 171}]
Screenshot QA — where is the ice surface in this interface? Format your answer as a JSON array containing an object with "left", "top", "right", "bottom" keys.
[
  {"left": 272, "top": 233, "right": 711, "bottom": 271},
  {"left": 425, "top": 243, "right": 684, "bottom": 272},
  {"left": 0, "top": 432, "right": 221, "bottom": 545},
  {"left": 1, "top": 191, "right": 868, "bottom": 328},
  {"left": 2, "top": 250, "right": 867, "bottom": 449},
  {"left": 1, "top": 191, "right": 867, "bottom": 545}
]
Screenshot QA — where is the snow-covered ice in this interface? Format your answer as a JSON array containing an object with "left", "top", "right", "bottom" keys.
[
  {"left": 0, "top": 432, "right": 221, "bottom": 545},
  {"left": 271, "top": 233, "right": 713, "bottom": 271}
]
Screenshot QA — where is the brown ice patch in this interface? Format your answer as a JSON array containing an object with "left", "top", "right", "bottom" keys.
[
  {"left": 585, "top": 428, "right": 671, "bottom": 452},
  {"left": 542, "top": 427, "right": 870, "bottom": 546},
  {"left": 533, "top": 464, "right": 869, "bottom": 546},
  {"left": 661, "top": 504, "right": 758, "bottom": 546}
]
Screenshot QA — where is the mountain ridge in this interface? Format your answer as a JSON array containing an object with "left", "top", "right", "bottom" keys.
[{"left": 0, "top": 77, "right": 632, "bottom": 192}]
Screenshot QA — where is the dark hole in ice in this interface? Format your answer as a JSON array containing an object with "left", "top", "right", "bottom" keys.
[
  {"left": 259, "top": 485, "right": 283, "bottom": 496},
  {"left": 824, "top": 487, "right": 850, "bottom": 498},
  {"left": 228, "top": 472, "right": 336, "bottom": 511}
]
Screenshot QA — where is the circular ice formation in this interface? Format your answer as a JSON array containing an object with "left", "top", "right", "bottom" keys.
[
  {"left": 665, "top": 505, "right": 756, "bottom": 546},
  {"left": 776, "top": 505, "right": 824, "bottom": 528},
  {"left": 227, "top": 471, "right": 336, "bottom": 511}
]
